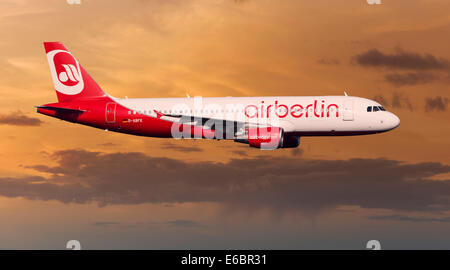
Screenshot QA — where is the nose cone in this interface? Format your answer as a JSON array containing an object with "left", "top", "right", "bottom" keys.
[{"left": 386, "top": 112, "right": 400, "bottom": 130}]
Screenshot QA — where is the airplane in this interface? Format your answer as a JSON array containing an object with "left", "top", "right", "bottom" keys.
[{"left": 37, "top": 42, "right": 400, "bottom": 150}]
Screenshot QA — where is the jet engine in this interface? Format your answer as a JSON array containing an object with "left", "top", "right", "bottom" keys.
[
  {"left": 234, "top": 127, "right": 301, "bottom": 149},
  {"left": 282, "top": 134, "right": 301, "bottom": 148}
]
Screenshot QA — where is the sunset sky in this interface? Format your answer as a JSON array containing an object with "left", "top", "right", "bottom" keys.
[{"left": 0, "top": 0, "right": 449, "bottom": 249}]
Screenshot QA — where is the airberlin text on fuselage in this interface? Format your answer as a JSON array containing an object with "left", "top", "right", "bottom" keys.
[{"left": 244, "top": 100, "right": 339, "bottom": 119}]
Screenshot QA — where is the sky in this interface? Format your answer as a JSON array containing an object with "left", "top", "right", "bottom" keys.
[{"left": 0, "top": 0, "right": 449, "bottom": 249}]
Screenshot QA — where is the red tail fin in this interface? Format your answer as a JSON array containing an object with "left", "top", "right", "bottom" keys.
[{"left": 44, "top": 42, "right": 107, "bottom": 103}]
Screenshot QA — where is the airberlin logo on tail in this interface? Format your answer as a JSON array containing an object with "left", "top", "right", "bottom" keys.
[
  {"left": 47, "top": 49, "right": 84, "bottom": 95},
  {"left": 59, "top": 64, "right": 81, "bottom": 84}
]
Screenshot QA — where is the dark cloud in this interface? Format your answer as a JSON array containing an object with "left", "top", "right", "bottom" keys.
[
  {"left": 98, "top": 142, "right": 117, "bottom": 147},
  {"left": 353, "top": 49, "right": 449, "bottom": 70},
  {"left": 369, "top": 215, "right": 450, "bottom": 223},
  {"left": 354, "top": 49, "right": 450, "bottom": 85},
  {"left": 232, "top": 150, "right": 248, "bottom": 157},
  {"left": 384, "top": 72, "right": 437, "bottom": 86},
  {"left": 425, "top": 96, "right": 448, "bottom": 112},
  {"left": 391, "top": 92, "right": 413, "bottom": 111},
  {"left": 92, "top": 221, "right": 121, "bottom": 227},
  {"left": 167, "top": 219, "right": 205, "bottom": 228},
  {"left": 373, "top": 93, "right": 413, "bottom": 111},
  {"left": 2, "top": 149, "right": 447, "bottom": 213},
  {"left": 373, "top": 95, "right": 389, "bottom": 106},
  {"left": 160, "top": 142, "right": 203, "bottom": 152},
  {"left": 91, "top": 219, "right": 204, "bottom": 229},
  {"left": 290, "top": 148, "right": 304, "bottom": 157},
  {"left": 0, "top": 111, "right": 43, "bottom": 126}
]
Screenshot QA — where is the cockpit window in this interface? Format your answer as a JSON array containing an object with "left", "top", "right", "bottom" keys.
[{"left": 367, "top": 106, "right": 387, "bottom": 112}]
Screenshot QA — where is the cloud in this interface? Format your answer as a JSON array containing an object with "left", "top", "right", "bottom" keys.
[
  {"left": 160, "top": 142, "right": 203, "bottom": 152},
  {"left": 384, "top": 72, "right": 437, "bottom": 86},
  {"left": 353, "top": 49, "right": 450, "bottom": 70},
  {"left": 354, "top": 49, "right": 450, "bottom": 85},
  {"left": 391, "top": 92, "right": 413, "bottom": 111},
  {"left": 0, "top": 149, "right": 446, "bottom": 213},
  {"left": 0, "top": 111, "right": 43, "bottom": 126},
  {"left": 369, "top": 214, "right": 450, "bottom": 223},
  {"left": 98, "top": 142, "right": 117, "bottom": 147},
  {"left": 167, "top": 219, "right": 205, "bottom": 228},
  {"left": 232, "top": 150, "right": 248, "bottom": 157},
  {"left": 290, "top": 148, "right": 304, "bottom": 157},
  {"left": 373, "top": 95, "right": 389, "bottom": 106},
  {"left": 380, "top": 94, "right": 449, "bottom": 112},
  {"left": 92, "top": 221, "right": 121, "bottom": 227},
  {"left": 425, "top": 96, "right": 448, "bottom": 112},
  {"left": 373, "top": 93, "right": 413, "bottom": 111},
  {"left": 90, "top": 219, "right": 205, "bottom": 229}
]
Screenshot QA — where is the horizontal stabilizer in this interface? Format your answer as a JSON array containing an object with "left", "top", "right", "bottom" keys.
[{"left": 36, "top": 106, "right": 86, "bottom": 113}]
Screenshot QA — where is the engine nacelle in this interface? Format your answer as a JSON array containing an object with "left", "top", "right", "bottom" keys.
[
  {"left": 281, "top": 135, "right": 300, "bottom": 148},
  {"left": 235, "top": 127, "right": 284, "bottom": 150},
  {"left": 234, "top": 128, "right": 301, "bottom": 150}
]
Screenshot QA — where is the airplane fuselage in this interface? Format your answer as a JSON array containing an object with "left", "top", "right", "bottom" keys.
[
  {"left": 37, "top": 42, "right": 400, "bottom": 150},
  {"left": 39, "top": 95, "right": 400, "bottom": 137}
]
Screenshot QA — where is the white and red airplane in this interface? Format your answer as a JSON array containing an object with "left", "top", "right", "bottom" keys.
[{"left": 37, "top": 42, "right": 400, "bottom": 150}]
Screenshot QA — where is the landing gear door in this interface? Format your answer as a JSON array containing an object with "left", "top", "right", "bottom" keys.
[
  {"left": 106, "top": 103, "right": 117, "bottom": 124},
  {"left": 343, "top": 100, "right": 354, "bottom": 121}
]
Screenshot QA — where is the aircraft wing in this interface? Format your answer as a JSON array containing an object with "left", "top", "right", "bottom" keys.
[{"left": 153, "top": 110, "right": 273, "bottom": 138}]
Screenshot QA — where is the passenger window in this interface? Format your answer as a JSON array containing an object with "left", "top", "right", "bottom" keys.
[
  {"left": 373, "top": 106, "right": 379, "bottom": 112},
  {"left": 367, "top": 106, "right": 372, "bottom": 112}
]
